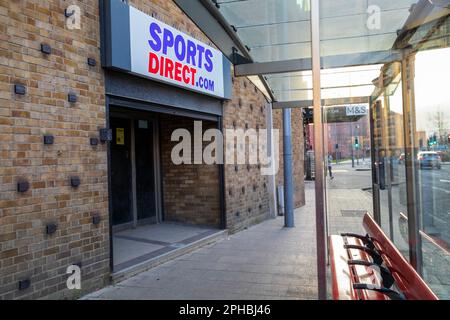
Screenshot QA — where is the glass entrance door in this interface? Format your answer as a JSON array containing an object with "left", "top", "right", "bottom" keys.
[
  {"left": 110, "top": 117, "right": 133, "bottom": 226},
  {"left": 110, "top": 114, "right": 159, "bottom": 229},
  {"left": 134, "top": 119, "right": 157, "bottom": 224}
]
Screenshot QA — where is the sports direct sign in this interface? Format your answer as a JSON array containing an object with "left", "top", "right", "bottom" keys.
[{"left": 102, "top": 0, "right": 232, "bottom": 100}]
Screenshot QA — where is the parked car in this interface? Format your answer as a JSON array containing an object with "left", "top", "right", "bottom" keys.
[{"left": 418, "top": 151, "right": 442, "bottom": 169}]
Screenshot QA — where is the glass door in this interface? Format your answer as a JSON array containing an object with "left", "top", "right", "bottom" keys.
[
  {"left": 110, "top": 111, "right": 160, "bottom": 230},
  {"left": 134, "top": 119, "right": 157, "bottom": 224},
  {"left": 110, "top": 117, "right": 133, "bottom": 226}
]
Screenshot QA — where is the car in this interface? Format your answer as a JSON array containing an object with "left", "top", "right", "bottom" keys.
[{"left": 418, "top": 151, "right": 442, "bottom": 170}]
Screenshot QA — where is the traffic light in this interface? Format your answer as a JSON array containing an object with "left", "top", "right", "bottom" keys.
[
  {"left": 448, "top": 134, "right": 450, "bottom": 144},
  {"left": 354, "top": 137, "right": 360, "bottom": 149},
  {"left": 429, "top": 135, "right": 438, "bottom": 146}
]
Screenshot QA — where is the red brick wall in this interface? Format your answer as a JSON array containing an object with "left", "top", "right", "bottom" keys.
[{"left": 159, "top": 115, "right": 220, "bottom": 228}]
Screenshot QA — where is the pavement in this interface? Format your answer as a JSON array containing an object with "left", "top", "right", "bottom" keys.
[
  {"left": 113, "top": 223, "right": 221, "bottom": 272},
  {"left": 83, "top": 189, "right": 319, "bottom": 300},
  {"left": 82, "top": 161, "right": 449, "bottom": 300}
]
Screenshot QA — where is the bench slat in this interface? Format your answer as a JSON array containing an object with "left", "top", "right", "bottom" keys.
[
  {"left": 363, "top": 213, "right": 438, "bottom": 300},
  {"left": 329, "top": 235, "right": 387, "bottom": 300}
]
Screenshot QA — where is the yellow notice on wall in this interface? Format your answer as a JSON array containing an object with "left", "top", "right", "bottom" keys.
[{"left": 116, "top": 128, "right": 125, "bottom": 145}]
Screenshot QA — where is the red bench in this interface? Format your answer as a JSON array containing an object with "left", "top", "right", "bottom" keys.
[{"left": 329, "top": 212, "right": 438, "bottom": 300}]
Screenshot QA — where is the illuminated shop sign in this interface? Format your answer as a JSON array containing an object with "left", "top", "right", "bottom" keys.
[
  {"left": 101, "top": 0, "right": 232, "bottom": 99},
  {"left": 345, "top": 105, "right": 368, "bottom": 116},
  {"left": 325, "top": 104, "right": 369, "bottom": 123}
]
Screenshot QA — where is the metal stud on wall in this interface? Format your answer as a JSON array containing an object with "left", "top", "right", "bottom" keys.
[
  {"left": 17, "top": 180, "right": 29, "bottom": 193},
  {"left": 43, "top": 135, "right": 54, "bottom": 145},
  {"left": 18, "top": 279, "right": 31, "bottom": 291},
  {"left": 90, "top": 138, "right": 99, "bottom": 146},
  {"left": 70, "top": 176, "right": 80, "bottom": 188},
  {"left": 92, "top": 213, "right": 101, "bottom": 225},
  {"left": 41, "top": 43, "right": 51, "bottom": 54},
  {"left": 14, "top": 84, "right": 26, "bottom": 95},
  {"left": 68, "top": 93, "right": 77, "bottom": 103},
  {"left": 46, "top": 223, "right": 57, "bottom": 235},
  {"left": 87, "top": 58, "right": 96, "bottom": 66}
]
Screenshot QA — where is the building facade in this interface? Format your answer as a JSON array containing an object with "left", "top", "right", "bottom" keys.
[{"left": 0, "top": 0, "right": 305, "bottom": 299}]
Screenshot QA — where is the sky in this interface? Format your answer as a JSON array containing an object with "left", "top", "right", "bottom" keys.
[{"left": 414, "top": 47, "right": 450, "bottom": 134}]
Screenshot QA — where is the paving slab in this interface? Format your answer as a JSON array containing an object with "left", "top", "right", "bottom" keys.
[{"left": 83, "top": 189, "right": 319, "bottom": 300}]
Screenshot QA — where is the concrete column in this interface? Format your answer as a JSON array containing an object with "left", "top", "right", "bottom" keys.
[{"left": 283, "top": 108, "right": 295, "bottom": 228}]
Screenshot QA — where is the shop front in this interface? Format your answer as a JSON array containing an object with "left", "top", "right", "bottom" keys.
[
  {"left": 0, "top": 0, "right": 307, "bottom": 300},
  {"left": 101, "top": 0, "right": 233, "bottom": 273}
]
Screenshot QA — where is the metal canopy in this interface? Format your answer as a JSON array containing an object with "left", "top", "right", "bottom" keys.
[
  {"left": 272, "top": 96, "right": 369, "bottom": 109},
  {"left": 235, "top": 50, "right": 402, "bottom": 76}
]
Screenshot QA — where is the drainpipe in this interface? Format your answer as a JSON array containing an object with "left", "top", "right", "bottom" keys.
[{"left": 283, "top": 108, "right": 295, "bottom": 228}]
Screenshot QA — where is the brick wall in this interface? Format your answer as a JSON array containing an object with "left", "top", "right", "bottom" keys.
[
  {"left": 0, "top": 0, "right": 306, "bottom": 299},
  {"left": 159, "top": 114, "right": 220, "bottom": 228},
  {"left": 0, "top": 0, "right": 109, "bottom": 299},
  {"left": 222, "top": 77, "right": 273, "bottom": 233}
]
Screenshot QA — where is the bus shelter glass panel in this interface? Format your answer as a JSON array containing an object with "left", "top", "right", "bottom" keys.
[
  {"left": 406, "top": 47, "right": 450, "bottom": 299},
  {"left": 370, "top": 62, "right": 409, "bottom": 258},
  {"left": 320, "top": 66, "right": 380, "bottom": 236},
  {"left": 319, "top": 0, "right": 416, "bottom": 59}
]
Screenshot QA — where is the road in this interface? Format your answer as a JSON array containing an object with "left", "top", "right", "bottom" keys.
[{"left": 417, "top": 164, "right": 450, "bottom": 244}]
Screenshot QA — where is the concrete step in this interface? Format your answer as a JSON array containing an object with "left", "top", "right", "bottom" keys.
[{"left": 110, "top": 229, "right": 228, "bottom": 284}]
